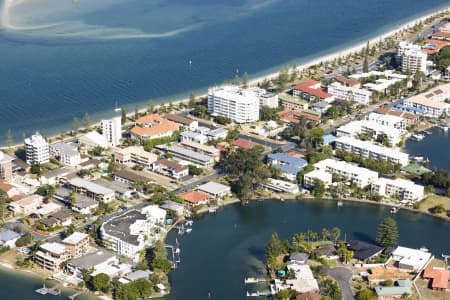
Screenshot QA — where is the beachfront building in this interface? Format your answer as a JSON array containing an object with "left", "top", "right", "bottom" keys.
[
  {"left": 279, "top": 94, "right": 309, "bottom": 112},
  {"left": 8, "top": 194, "right": 43, "bottom": 216},
  {"left": 24, "top": 133, "right": 49, "bottom": 165},
  {"left": 130, "top": 114, "right": 179, "bottom": 144},
  {"left": 371, "top": 178, "right": 424, "bottom": 202},
  {"left": 303, "top": 170, "right": 332, "bottom": 188},
  {"left": 314, "top": 159, "right": 378, "bottom": 188},
  {"left": 335, "top": 136, "right": 409, "bottom": 166},
  {"left": 100, "top": 206, "right": 166, "bottom": 262},
  {"left": 349, "top": 70, "right": 408, "bottom": 94},
  {"left": 114, "top": 146, "right": 157, "bottom": 168},
  {"left": 365, "top": 112, "right": 406, "bottom": 131},
  {"left": 156, "top": 144, "right": 215, "bottom": 166},
  {"left": 396, "top": 41, "right": 427, "bottom": 74},
  {"left": 101, "top": 116, "right": 122, "bottom": 147},
  {"left": 262, "top": 178, "right": 300, "bottom": 194},
  {"left": 0, "top": 151, "right": 13, "bottom": 181},
  {"left": 34, "top": 242, "right": 72, "bottom": 272},
  {"left": 292, "top": 80, "right": 334, "bottom": 103},
  {"left": 180, "top": 190, "right": 211, "bottom": 207},
  {"left": 207, "top": 85, "right": 260, "bottom": 123},
  {"left": 267, "top": 153, "right": 308, "bottom": 181},
  {"left": 327, "top": 82, "right": 372, "bottom": 105},
  {"left": 336, "top": 120, "right": 403, "bottom": 146},
  {"left": 164, "top": 114, "right": 198, "bottom": 131},
  {"left": 49, "top": 142, "right": 81, "bottom": 166},
  {"left": 67, "top": 177, "right": 115, "bottom": 203},
  {"left": 150, "top": 159, "right": 189, "bottom": 179},
  {"left": 79, "top": 131, "right": 109, "bottom": 149},
  {"left": 401, "top": 83, "right": 450, "bottom": 118},
  {"left": 248, "top": 87, "right": 279, "bottom": 108}
]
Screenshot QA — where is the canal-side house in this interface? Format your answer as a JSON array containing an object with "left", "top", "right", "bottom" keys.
[
  {"left": 195, "top": 181, "right": 231, "bottom": 199},
  {"left": 67, "top": 249, "right": 119, "bottom": 279},
  {"left": 0, "top": 230, "right": 21, "bottom": 249}
]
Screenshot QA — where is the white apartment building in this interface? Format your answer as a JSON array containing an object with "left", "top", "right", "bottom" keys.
[
  {"left": 49, "top": 142, "right": 81, "bottom": 166},
  {"left": 336, "top": 120, "right": 403, "bottom": 146},
  {"left": 79, "top": 131, "right": 109, "bottom": 149},
  {"left": 335, "top": 136, "right": 409, "bottom": 166},
  {"left": 207, "top": 86, "right": 260, "bottom": 123},
  {"left": 371, "top": 178, "right": 424, "bottom": 202},
  {"left": 101, "top": 116, "right": 122, "bottom": 147},
  {"left": 303, "top": 170, "right": 332, "bottom": 188},
  {"left": 24, "top": 133, "right": 49, "bottom": 165},
  {"left": 114, "top": 146, "right": 157, "bottom": 168},
  {"left": 100, "top": 206, "right": 166, "bottom": 262},
  {"left": 248, "top": 87, "right": 279, "bottom": 108},
  {"left": 327, "top": 82, "right": 372, "bottom": 104},
  {"left": 396, "top": 41, "right": 427, "bottom": 74},
  {"left": 365, "top": 112, "right": 406, "bottom": 131},
  {"left": 0, "top": 151, "right": 13, "bottom": 181},
  {"left": 402, "top": 83, "right": 450, "bottom": 118},
  {"left": 314, "top": 159, "right": 379, "bottom": 188}
]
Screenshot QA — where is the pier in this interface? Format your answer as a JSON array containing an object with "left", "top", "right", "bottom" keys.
[
  {"left": 35, "top": 284, "right": 61, "bottom": 296},
  {"left": 246, "top": 290, "right": 271, "bottom": 297},
  {"left": 166, "top": 238, "right": 181, "bottom": 269},
  {"left": 244, "top": 277, "right": 267, "bottom": 284},
  {"left": 68, "top": 291, "right": 83, "bottom": 300}
]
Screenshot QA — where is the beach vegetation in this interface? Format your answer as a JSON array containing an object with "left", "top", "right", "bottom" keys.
[
  {"left": 376, "top": 217, "right": 398, "bottom": 248},
  {"left": 121, "top": 108, "right": 127, "bottom": 124},
  {"left": 191, "top": 105, "right": 209, "bottom": 119},
  {"left": 83, "top": 112, "right": 91, "bottom": 130},
  {"left": 72, "top": 117, "right": 80, "bottom": 135},
  {"left": 431, "top": 204, "right": 445, "bottom": 214}
]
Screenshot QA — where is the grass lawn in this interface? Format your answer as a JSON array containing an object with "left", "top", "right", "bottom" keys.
[{"left": 417, "top": 195, "right": 450, "bottom": 219}]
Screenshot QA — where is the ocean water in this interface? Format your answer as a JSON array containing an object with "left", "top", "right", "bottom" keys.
[{"left": 0, "top": 0, "right": 448, "bottom": 144}]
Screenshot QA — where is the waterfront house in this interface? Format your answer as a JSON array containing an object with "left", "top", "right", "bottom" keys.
[
  {"left": 67, "top": 249, "right": 118, "bottom": 279},
  {"left": 391, "top": 246, "right": 432, "bottom": 272},
  {"left": 262, "top": 178, "right": 300, "bottom": 194},
  {"left": 267, "top": 153, "right": 307, "bottom": 181},
  {"left": 34, "top": 242, "right": 71, "bottom": 272},
  {"left": 346, "top": 240, "right": 383, "bottom": 262},
  {"left": 422, "top": 267, "right": 450, "bottom": 290},
  {"left": 180, "top": 190, "right": 211, "bottom": 207},
  {"left": 288, "top": 252, "right": 308, "bottom": 265},
  {"left": 0, "top": 230, "right": 21, "bottom": 249},
  {"left": 303, "top": 169, "right": 332, "bottom": 189},
  {"left": 130, "top": 114, "right": 179, "bottom": 143},
  {"left": 119, "top": 270, "right": 152, "bottom": 284},
  {"left": 160, "top": 200, "right": 185, "bottom": 216},
  {"left": 374, "top": 279, "right": 412, "bottom": 300},
  {"left": 195, "top": 181, "right": 231, "bottom": 199}
]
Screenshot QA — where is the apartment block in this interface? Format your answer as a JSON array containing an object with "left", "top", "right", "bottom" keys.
[
  {"left": 0, "top": 151, "right": 13, "bottom": 181},
  {"left": 101, "top": 116, "right": 122, "bottom": 147},
  {"left": 24, "top": 133, "right": 49, "bottom": 165},
  {"left": 114, "top": 146, "right": 157, "bottom": 168},
  {"left": 371, "top": 178, "right": 424, "bottom": 202}
]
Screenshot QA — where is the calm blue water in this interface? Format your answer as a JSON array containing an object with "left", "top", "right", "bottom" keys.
[{"left": 0, "top": 0, "right": 448, "bottom": 144}]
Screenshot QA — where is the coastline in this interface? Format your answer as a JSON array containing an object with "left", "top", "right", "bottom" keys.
[{"left": 2, "top": 5, "right": 450, "bottom": 149}]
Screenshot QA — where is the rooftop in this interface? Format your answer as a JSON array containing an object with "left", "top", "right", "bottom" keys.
[
  {"left": 208, "top": 85, "right": 260, "bottom": 104},
  {"left": 157, "top": 144, "right": 213, "bottom": 164},
  {"left": 131, "top": 114, "right": 179, "bottom": 137},
  {"left": 164, "top": 113, "right": 194, "bottom": 125},
  {"left": 102, "top": 209, "right": 147, "bottom": 246},
  {"left": 423, "top": 267, "right": 450, "bottom": 290},
  {"left": 0, "top": 229, "right": 20, "bottom": 241},
  {"left": 347, "top": 240, "right": 383, "bottom": 261},
  {"left": 154, "top": 159, "right": 188, "bottom": 172},
  {"left": 180, "top": 190, "right": 210, "bottom": 204},
  {"left": 374, "top": 279, "right": 412, "bottom": 296},
  {"left": 69, "top": 177, "right": 115, "bottom": 195},
  {"left": 231, "top": 138, "right": 254, "bottom": 149},
  {"left": 40, "top": 242, "right": 67, "bottom": 255},
  {"left": 196, "top": 181, "right": 230, "bottom": 195},
  {"left": 392, "top": 246, "right": 432, "bottom": 270},
  {"left": 267, "top": 152, "right": 308, "bottom": 175},
  {"left": 114, "top": 169, "right": 153, "bottom": 183},
  {"left": 51, "top": 142, "right": 79, "bottom": 156},
  {"left": 63, "top": 232, "right": 89, "bottom": 245},
  {"left": 69, "top": 250, "right": 116, "bottom": 270},
  {"left": 293, "top": 80, "right": 333, "bottom": 99}
]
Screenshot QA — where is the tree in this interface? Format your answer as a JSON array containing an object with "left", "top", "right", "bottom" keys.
[
  {"left": 188, "top": 165, "right": 203, "bottom": 176},
  {"left": 83, "top": 112, "right": 91, "bottom": 129},
  {"left": 363, "top": 55, "right": 369, "bottom": 73},
  {"left": 72, "top": 117, "right": 80, "bottom": 135},
  {"left": 69, "top": 191, "right": 76, "bottom": 207},
  {"left": 431, "top": 204, "right": 445, "bottom": 214},
  {"left": 376, "top": 217, "right": 398, "bottom": 248},
  {"left": 91, "top": 273, "right": 110, "bottom": 293},
  {"left": 233, "top": 73, "right": 240, "bottom": 86},
  {"left": 242, "top": 72, "right": 249, "bottom": 88},
  {"left": 36, "top": 185, "right": 56, "bottom": 198},
  {"left": 266, "top": 233, "right": 283, "bottom": 259},
  {"left": 121, "top": 108, "right": 127, "bottom": 124},
  {"left": 358, "top": 288, "right": 376, "bottom": 300},
  {"left": 330, "top": 227, "right": 341, "bottom": 242},
  {"left": 312, "top": 179, "right": 325, "bottom": 200},
  {"left": 30, "top": 164, "right": 41, "bottom": 175},
  {"left": 188, "top": 93, "right": 196, "bottom": 108},
  {"left": 275, "top": 289, "right": 291, "bottom": 300},
  {"left": 147, "top": 101, "right": 155, "bottom": 114},
  {"left": 147, "top": 240, "right": 171, "bottom": 274},
  {"left": 134, "top": 106, "right": 139, "bottom": 120}
]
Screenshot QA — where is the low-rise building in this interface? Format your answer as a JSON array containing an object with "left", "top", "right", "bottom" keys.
[
  {"left": 180, "top": 141, "right": 221, "bottom": 161},
  {"left": 180, "top": 190, "right": 211, "bottom": 207},
  {"left": 292, "top": 80, "right": 334, "bottom": 102},
  {"left": 375, "top": 107, "right": 420, "bottom": 127},
  {"left": 196, "top": 181, "right": 231, "bottom": 199},
  {"left": 371, "top": 178, "right": 424, "bottom": 202},
  {"left": 346, "top": 240, "right": 383, "bottom": 262},
  {"left": 303, "top": 170, "right": 332, "bottom": 188},
  {"left": 50, "top": 142, "right": 81, "bottom": 166},
  {"left": 374, "top": 279, "right": 412, "bottom": 300},
  {"left": 335, "top": 136, "right": 409, "bottom": 166},
  {"left": 263, "top": 178, "right": 300, "bottom": 194},
  {"left": 0, "top": 230, "right": 21, "bottom": 249},
  {"left": 130, "top": 114, "right": 179, "bottom": 143},
  {"left": 271, "top": 264, "right": 319, "bottom": 294},
  {"left": 54, "top": 188, "right": 99, "bottom": 214},
  {"left": 114, "top": 146, "right": 157, "bottom": 168},
  {"left": 0, "top": 180, "right": 22, "bottom": 198},
  {"left": 113, "top": 169, "right": 153, "bottom": 185},
  {"left": 279, "top": 94, "right": 309, "bottom": 112},
  {"left": 36, "top": 202, "right": 62, "bottom": 218},
  {"left": 0, "top": 151, "right": 13, "bottom": 181},
  {"left": 267, "top": 153, "right": 308, "bottom": 181},
  {"left": 79, "top": 131, "right": 109, "bottom": 149},
  {"left": 206, "top": 128, "right": 228, "bottom": 140},
  {"left": 327, "top": 82, "right": 372, "bottom": 105},
  {"left": 150, "top": 159, "right": 189, "bottom": 179},
  {"left": 336, "top": 120, "right": 403, "bottom": 146},
  {"left": 251, "top": 88, "right": 279, "bottom": 108},
  {"left": 156, "top": 144, "right": 215, "bottom": 166},
  {"left": 423, "top": 267, "right": 450, "bottom": 291},
  {"left": 164, "top": 114, "right": 198, "bottom": 131},
  {"left": 34, "top": 242, "right": 71, "bottom": 272},
  {"left": 67, "top": 177, "right": 115, "bottom": 203},
  {"left": 8, "top": 194, "right": 43, "bottom": 216},
  {"left": 391, "top": 246, "right": 433, "bottom": 272},
  {"left": 333, "top": 75, "right": 360, "bottom": 88},
  {"left": 67, "top": 250, "right": 118, "bottom": 279},
  {"left": 62, "top": 232, "right": 90, "bottom": 258},
  {"left": 180, "top": 131, "right": 208, "bottom": 144},
  {"left": 365, "top": 112, "right": 406, "bottom": 131},
  {"left": 97, "top": 180, "right": 135, "bottom": 200},
  {"left": 314, "top": 159, "right": 378, "bottom": 188}
]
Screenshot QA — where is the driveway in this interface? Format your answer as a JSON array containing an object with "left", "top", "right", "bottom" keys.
[{"left": 327, "top": 267, "right": 354, "bottom": 300}]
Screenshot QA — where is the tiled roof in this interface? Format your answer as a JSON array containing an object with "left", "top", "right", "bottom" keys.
[
  {"left": 180, "top": 191, "right": 210, "bottom": 204},
  {"left": 231, "top": 138, "right": 254, "bottom": 149},
  {"left": 293, "top": 80, "right": 333, "bottom": 99},
  {"left": 423, "top": 268, "right": 450, "bottom": 290},
  {"left": 131, "top": 114, "right": 179, "bottom": 138},
  {"left": 155, "top": 159, "right": 188, "bottom": 172},
  {"left": 164, "top": 114, "right": 194, "bottom": 125}
]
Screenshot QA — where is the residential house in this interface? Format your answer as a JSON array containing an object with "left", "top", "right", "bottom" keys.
[
  {"left": 8, "top": 194, "right": 43, "bottom": 216},
  {"left": 346, "top": 240, "right": 383, "bottom": 262},
  {"left": 180, "top": 190, "right": 210, "bottom": 207},
  {"left": 267, "top": 153, "right": 308, "bottom": 181},
  {"left": 0, "top": 230, "right": 21, "bottom": 249},
  {"left": 180, "top": 141, "right": 221, "bottom": 161},
  {"left": 206, "top": 128, "right": 228, "bottom": 141},
  {"left": 422, "top": 267, "right": 450, "bottom": 290},
  {"left": 54, "top": 188, "right": 99, "bottom": 215},
  {"left": 0, "top": 180, "right": 21, "bottom": 198},
  {"left": 164, "top": 114, "right": 198, "bottom": 131},
  {"left": 113, "top": 170, "right": 153, "bottom": 185},
  {"left": 180, "top": 131, "right": 208, "bottom": 144},
  {"left": 374, "top": 279, "right": 412, "bottom": 300},
  {"left": 391, "top": 246, "right": 432, "bottom": 272},
  {"left": 289, "top": 252, "right": 308, "bottom": 265},
  {"left": 262, "top": 178, "right": 300, "bottom": 194},
  {"left": 150, "top": 159, "right": 189, "bottom": 179},
  {"left": 114, "top": 146, "right": 157, "bottom": 168},
  {"left": 196, "top": 181, "right": 230, "bottom": 199}
]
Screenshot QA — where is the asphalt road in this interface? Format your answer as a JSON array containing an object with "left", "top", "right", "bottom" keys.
[{"left": 327, "top": 267, "right": 355, "bottom": 300}]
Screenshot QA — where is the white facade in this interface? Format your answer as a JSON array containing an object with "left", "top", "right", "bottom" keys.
[
  {"left": 24, "top": 133, "right": 49, "bottom": 165},
  {"left": 249, "top": 87, "right": 279, "bottom": 108},
  {"left": 114, "top": 146, "right": 157, "bottom": 168},
  {"left": 207, "top": 86, "right": 260, "bottom": 123},
  {"left": 397, "top": 42, "right": 427, "bottom": 74},
  {"left": 101, "top": 116, "right": 122, "bottom": 147},
  {"left": 263, "top": 178, "right": 299, "bottom": 194},
  {"left": 371, "top": 178, "right": 424, "bottom": 202},
  {"left": 49, "top": 142, "right": 81, "bottom": 166},
  {"left": 335, "top": 136, "right": 409, "bottom": 166},
  {"left": 79, "top": 131, "right": 109, "bottom": 149},
  {"left": 303, "top": 170, "right": 332, "bottom": 188},
  {"left": 336, "top": 120, "right": 403, "bottom": 146},
  {"left": 402, "top": 84, "right": 450, "bottom": 118},
  {"left": 327, "top": 82, "right": 372, "bottom": 104},
  {"left": 365, "top": 112, "right": 406, "bottom": 131},
  {"left": 314, "top": 159, "right": 379, "bottom": 188}
]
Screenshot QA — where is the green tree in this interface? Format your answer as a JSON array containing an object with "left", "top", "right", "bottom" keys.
[
  {"left": 36, "top": 185, "right": 56, "bottom": 198},
  {"left": 226, "top": 128, "right": 240, "bottom": 141},
  {"left": 147, "top": 101, "right": 155, "bottom": 114},
  {"left": 121, "top": 108, "right": 127, "bottom": 124},
  {"left": 312, "top": 179, "right": 326, "bottom": 200},
  {"left": 358, "top": 288, "right": 376, "bottom": 300},
  {"left": 83, "top": 112, "right": 91, "bottom": 130},
  {"left": 431, "top": 204, "right": 445, "bottom": 214},
  {"left": 134, "top": 106, "right": 139, "bottom": 120},
  {"left": 233, "top": 73, "right": 240, "bottom": 86},
  {"left": 376, "top": 217, "right": 399, "bottom": 248},
  {"left": 188, "top": 93, "right": 196, "bottom": 108},
  {"left": 242, "top": 72, "right": 249, "bottom": 88},
  {"left": 266, "top": 233, "right": 283, "bottom": 259},
  {"left": 72, "top": 117, "right": 80, "bottom": 135},
  {"left": 147, "top": 240, "right": 171, "bottom": 274},
  {"left": 275, "top": 289, "right": 291, "bottom": 300},
  {"left": 91, "top": 273, "right": 110, "bottom": 293},
  {"left": 30, "top": 164, "right": 41, "bottom": 175}
]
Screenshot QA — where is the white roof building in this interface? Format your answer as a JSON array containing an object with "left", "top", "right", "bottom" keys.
[
  {"left": 314, "top": 159, "right": 378, "bottom": 188},
  {"left": 285, "top": 264, "right": 319, "bottom": 293},
  {"left": 335, "top": 136, "right": 409, "bottom": 166},
  {"left": 336, "top": 120, "right": 403, "bottom": 146},
  {"left": 303, "top": 169, "right": 332, "bottom": 188},
  {"left": 207, "top": 85, "right": 260, "bottom": 123},
  {"left": 371, "top": 178, "right": 424, "bottom": 202},
  {"left": 49, "top": 142, "right": 81, "bottom": 166},
  {"left": 68, "top": 177, "right": 115, "bottom": 203},
  {"left": 263, "top": 178, "right": 300, "bottom": 194},
  {"left": 36, "top": 202, "right": 62, "bottom": 217},
  {"left": 365, "top": 112, "right": 406, "bottom": 131},
  {"left": 327, "top": 82, "right": 372, "bottom": 104},
  {"left": 196, "top": 181, "right": 231, "bottom": 198},
  {"left": 402, "top": 83, "right": 450, "bottom": 118},
  {"left": 24, "top": 133, "right": 49, "bottom": 165},
  {"left": 248, "top": 87, "right": 279, "bottom": 108},
  {"left": 79, "top": 131, "right": 109, "bottom": 149},
  {"left": 391, "top": 246, "right": 432, "bottom": 272}
]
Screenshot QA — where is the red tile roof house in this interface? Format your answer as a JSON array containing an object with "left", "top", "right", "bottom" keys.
[
  {"left": 292, "top": 80, "right": 334, "bottom": 102},
  {"left": 180, "top": 191, "right": 211, "bottom": 207},
  {"left": 231, "top": 138, "right": 254, "bottom": 149},
  {"left": 278, "top": 109, "right": 321, "bottom": 124},
  {"left": 423, "top": 267, "right": 450, "bottom": 291},
  {"left": 130, "top": 114, "right": 180, "bottom": 144}
]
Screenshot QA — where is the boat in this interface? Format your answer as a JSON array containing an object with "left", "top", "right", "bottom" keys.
[
  {"left": 410, "top": 133, "right": 424, "bottom": 141},
  {"left": 390, "top": 207, "right": 399, "bottom": 214},
  {"left": 186, "top": 228, "right": 192, "bottom": 233},
  {"left": 419, "top": 246, "right": 429, "bottom": 252},
  {"left": 185, "top": 220, "right": 193, "bottom": 227},
  {"left": 337, "top": 200, "right": 343, "bottom": 207},
  {"left": 413, "top": 155, "right": 424, "bottom": 162}
]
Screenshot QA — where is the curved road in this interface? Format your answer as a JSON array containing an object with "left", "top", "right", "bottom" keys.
[{"left": 327, "top": 267, "right": 355, "bottom": 300}]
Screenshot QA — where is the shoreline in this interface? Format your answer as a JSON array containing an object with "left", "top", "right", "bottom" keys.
[{"left": 2, "top": 6, "right": 450, "bottom": 149}]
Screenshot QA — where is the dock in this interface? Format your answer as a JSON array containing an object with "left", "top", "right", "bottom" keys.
[
  {"left": 246, "top": 290, "right": 271, "bottom": 297},
  {"left": 69, "top": 291, "right": 83, "bottom": 300},
  {"left": 35, "top": 284, "right": 61, "bottom": 296},
  {"left": 244, "top": 277, "right": 267, "bottom": 284}
]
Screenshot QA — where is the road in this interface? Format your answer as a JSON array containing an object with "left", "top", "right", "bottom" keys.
[{"left": 327, "top": 267, "right": 355, "bottom": 300}]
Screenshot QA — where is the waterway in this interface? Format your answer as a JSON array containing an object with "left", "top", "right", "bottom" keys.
[
  {"left": 405, "top": 126, "right": 450, "bottom": 171},
  {"left": 0, "top": 0, "right": 449, "bottom": 144},
  {"left": 163, "top": 200, "right": 450, "bottom": 300}
]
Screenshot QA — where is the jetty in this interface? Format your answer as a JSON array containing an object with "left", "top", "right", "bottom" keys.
[
  {"left": 244, "top": 277, "right": 267, "bottom": 284},
  {"left": 246, "top": 290, "right": 271, "bottom": 297},
  {"left": 35, "top": 283, "right": 61, "bottom": 296},
  {"left": 68, "top": 291, "right": 83, "bottom": 300}
]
